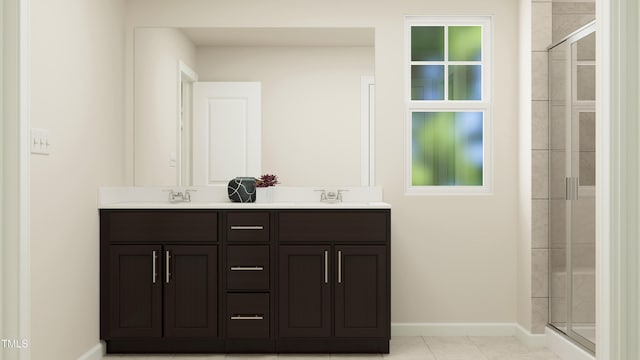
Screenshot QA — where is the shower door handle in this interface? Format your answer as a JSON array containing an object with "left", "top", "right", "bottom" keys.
[{"left": 565, "top": 177, "right": 579, "bottom": 200}]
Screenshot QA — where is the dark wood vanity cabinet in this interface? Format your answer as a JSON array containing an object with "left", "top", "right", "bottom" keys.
[
  {"left": 223, "top": 211, "right": 273, "bottom": 344},
  {"left": 101, "top": 208, "right": 390, "bottom": 354},
  {"left": 278, "top": 245, "right": 388, "bottom": 339},
  {"left": 278, "top": 245, "right": 332, "bottom": 338},
  {"left": 101, "top": 210, "right": 220, "bottom": 352},
  {"left": 106, "top": 244, "right": 218, "bottom": 338},
  {"left": 164, "top": 245, "right": 218, "bottom": 338},
  {"left": 107, "top": 245, "right": 162, "bottom": 338},
  {"left": 277, "top": 211, "right": 390, "bottom": 352},
  {"left": 334, "top": 245, "right": 388, "bottom": 338}
]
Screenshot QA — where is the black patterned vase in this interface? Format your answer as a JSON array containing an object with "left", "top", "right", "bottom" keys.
[{"left": 227, "top": 177, "right": 257, "bottom": 203}]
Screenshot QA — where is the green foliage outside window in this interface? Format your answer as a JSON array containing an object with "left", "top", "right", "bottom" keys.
[
  {"left": 409, "top": 22, "right": 486, "bottom": 188},
  {"left": 412, "top": 112, "right": 483, "bottom": 186},
  {"left": 410, "top": 25, "right": 482, "bottom": 101},
  {"left": 448, "top": 26, "right": 482, "bottom": 61}
]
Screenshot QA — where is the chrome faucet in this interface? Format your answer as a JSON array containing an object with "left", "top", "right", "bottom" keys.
[
  {"left": 316, "top": 189, "right": 328, "bottom": 202},
  {"left": 166, "top": 189, "right": 196, "bottom": 203},
  {"left": 184, "top": 189, "right": 196, "bottom": 202},
  {"left": 336, "top": 189, "right": 348, "bottom": 202},
  {"left": 315, "top": 189, "right": 348, "bottom": 203}
]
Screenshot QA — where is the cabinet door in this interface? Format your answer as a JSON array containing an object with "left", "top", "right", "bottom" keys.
[
  {"left": 335, "top": 246, "right": 388, "bottom": 338},
  {"left": 108, "top": 245, "right": 162, "bottom": 338},
  {"left": 164, "top": 245, "right": 218, "bottom": 337},
  {"left": 278, "top": 246, "right": 331, "bottom": 338}
]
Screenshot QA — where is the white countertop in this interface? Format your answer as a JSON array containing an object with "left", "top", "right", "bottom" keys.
[
  {"left": 99, "top": 186, "right": 390, "bottom": 209},
  {"left": 99, "top": 201, "right": 391, "bottom": 210}
]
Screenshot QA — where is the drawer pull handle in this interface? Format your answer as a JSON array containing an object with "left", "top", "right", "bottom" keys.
[
  {"left": 230, "top": 266, "right": 264, "bottom": 271},
  {"left": 230, "top": 226, "right": 264, "bottom": 230},
  {"left": 230, "top": 315, "right": 264, "bottom": 320}
]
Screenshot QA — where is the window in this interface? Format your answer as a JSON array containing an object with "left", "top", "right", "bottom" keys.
[{"left": 405, "top": 17, "right": 492, "bottom": 194}]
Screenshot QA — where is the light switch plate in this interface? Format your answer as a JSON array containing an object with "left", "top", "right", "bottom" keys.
[{"left": 31, "top": 128, "right": 51, "bottom": 155}]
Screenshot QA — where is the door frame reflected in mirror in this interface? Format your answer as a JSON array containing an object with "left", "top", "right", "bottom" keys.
[{"left": 178, "top": 60, "right": 198, "bottom": 186}]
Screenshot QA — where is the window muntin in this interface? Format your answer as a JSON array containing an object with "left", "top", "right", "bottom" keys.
[{"left": 406, "top": 17, "right": 491, "bottom": 194}]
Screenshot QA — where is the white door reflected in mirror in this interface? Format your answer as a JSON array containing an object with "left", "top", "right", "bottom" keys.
[{"left": 192, "top": 82, "right": 261, "bottom": 186}]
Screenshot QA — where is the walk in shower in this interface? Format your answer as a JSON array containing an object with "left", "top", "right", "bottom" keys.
[{"left": 548, "top": 21, "right": 596, "bottom": 354}]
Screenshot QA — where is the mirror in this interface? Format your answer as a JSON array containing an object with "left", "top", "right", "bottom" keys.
[{"left": 133, "top": 27, "right": 375, "bottom": 187}]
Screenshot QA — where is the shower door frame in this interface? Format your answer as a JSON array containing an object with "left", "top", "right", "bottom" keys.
[{"left": 547, "top": 20, "right": 597, "bottom": 354}]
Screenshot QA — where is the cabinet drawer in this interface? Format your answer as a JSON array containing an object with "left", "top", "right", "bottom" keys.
[
  {"left": 278, "top": 211, "right": 389, "bottom": 243},
  {"left": 227, "top": 246, "right": 270, "bottom": 290},
  {"left": 226, "top": 212, "right": 270, "bottom": 242},
  {"left": 103, "top": 211, "right": 218, "bottom": 243},
  {"left": 226, "top": 293, "right": 270, "bottom": 338}
]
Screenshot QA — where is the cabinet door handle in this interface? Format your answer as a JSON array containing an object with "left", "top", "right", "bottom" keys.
[
  {"left": 152, "top": 251, "right": 157, "bottom": 284},
  {"left": 337, "top": 250, "right": 342, "bottom": 284},
  {"left": 324, "top": 250, "right": 328, "bottom": 284},
  {"left": 230, "top": 266, "right": 264, "bottom": 271},
  {"left": 165, "top": 250, "right": 171, "bottom": 284},
  {"left": 230, "top": 225, "right": 264, "bottom": 230},
  {"left": 230, "top": 315, "right": 264, "bottom": 320}
]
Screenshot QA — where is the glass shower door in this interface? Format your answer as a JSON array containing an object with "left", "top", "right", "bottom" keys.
[
  {"left": 568, "top": 30, "right": 596, "bottom": 349},
  {"left": 549, "top": 38, "right": 568, "bottom": 338},
  {"left": 548, "top": 24, "right": 596, "bottom": 353}
]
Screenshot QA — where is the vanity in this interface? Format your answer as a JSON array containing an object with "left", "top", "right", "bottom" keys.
[
  {"left": 99, "top": 196, "right": 390, "bottom": 354},
  {"left": 117, "top": 22, "right": 383, "bottom": 354}
]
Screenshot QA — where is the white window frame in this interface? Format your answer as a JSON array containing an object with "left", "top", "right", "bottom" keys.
[{"left": 405, "top": 16, "right": 493, "bottom": 195}]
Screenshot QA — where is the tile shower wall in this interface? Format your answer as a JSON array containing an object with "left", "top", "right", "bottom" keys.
[
  {"left": 531, "top": 0, "right": 553, "bottom": 334},
  {"left": 552, "top": 1, "right": 596, "bottom": 43},
  {"left": 530, "top": 0, "right": 595, "bottom": 334}
]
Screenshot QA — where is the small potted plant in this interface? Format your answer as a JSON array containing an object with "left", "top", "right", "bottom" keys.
[{"left": 255, "top": 174, "right": 278, "bottom": 202}]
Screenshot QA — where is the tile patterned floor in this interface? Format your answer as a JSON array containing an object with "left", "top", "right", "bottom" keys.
[{"left": 103, "top": 336, "right": 562, "bottom": 360}]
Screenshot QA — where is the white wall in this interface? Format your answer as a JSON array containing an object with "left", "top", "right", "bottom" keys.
[
  {"left": 596, "top": 0, "right": 640, "bottom": 357},
  {"left": 126, "top": 0, "right": 520, "bottom": 325},
  {"left": 1, "top": 0, "right": 7, "bottom": 350},
  {"left": 2, "top": 0, "right": 22, "bottom": 358},
  {"left": 30, "top": 0, "right": 125, "bottom": 359},
  {"left": 196, "top": 45, "right": 373, "bottom": 187},
  {"left": 134, "top": 28, "right": 196, "bottom": 186},
  {"left": 518, "top": 0, "right": 533, "bottom": 332}
]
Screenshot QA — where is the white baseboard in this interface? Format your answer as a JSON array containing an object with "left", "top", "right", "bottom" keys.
[
  {"left": 515, "top": 324, "right": 547, "bottom": 347},
  {"left": 391, "top": 322, "right": 515, "bottom": 337},
  {"left": 546, "top": 327, "right": 595, "bottom": 360},
  {"left": 77, "top": 342, "right": 104, "bottom": 360},
  {"left": 392, "top": 323, "right": 547, "bottom": 348}
]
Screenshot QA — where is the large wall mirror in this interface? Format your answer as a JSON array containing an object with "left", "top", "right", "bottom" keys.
[{"left": 133, "top": 27, "right": 375, "bottom": 187}]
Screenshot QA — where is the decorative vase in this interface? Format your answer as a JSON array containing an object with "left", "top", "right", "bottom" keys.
[
  {"left": 227, "top": 177, "right": 256, "bottom": 203},
  {"left": 255, "top": 187, "right": 272, "bottom": 203}
]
